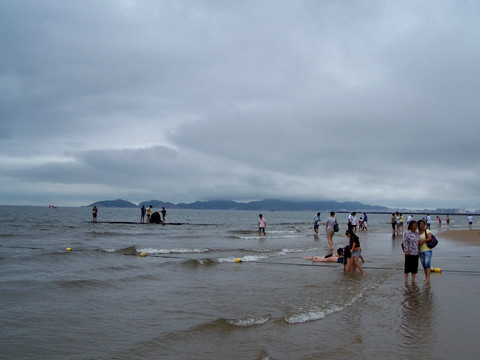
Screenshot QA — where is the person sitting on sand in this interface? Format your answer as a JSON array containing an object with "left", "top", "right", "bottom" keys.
[{"left": 304, "top": 248, "right": 344, "bottom": 263}]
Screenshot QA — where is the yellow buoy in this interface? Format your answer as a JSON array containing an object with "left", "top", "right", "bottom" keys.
[
  {"left": 139, "top": 252, "right": 147, "bottom": 257},
  {"left": 431, "top": 267, "right": 441, "bottom": 273},
  {"left": 235, "top": 258, "right": 242, "bottom": 263},
  {"left": 66, "top": 247, "right": 72, "bottom": 252}
]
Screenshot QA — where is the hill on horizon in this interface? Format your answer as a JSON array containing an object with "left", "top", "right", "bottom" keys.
[
  {"left": 88, "top": 198, "right": 390, "bottom": 211},
  {"left": 86, "top": 199, "right": 138, "bottom": 208}
]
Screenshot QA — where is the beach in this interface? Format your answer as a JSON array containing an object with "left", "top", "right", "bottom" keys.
[
  {"left": 437, "top": 229, "right": 480, "bottom": 245},
  {"left": 0, "top": 206, "right": 479, "bottom": 359}
]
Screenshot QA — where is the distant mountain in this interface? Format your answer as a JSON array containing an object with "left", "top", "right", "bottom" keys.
[
  {"left": 138, "top": 200, "right": 177, "bottom": 208},
  {"left": 87, "top": 198, "right": 390, "bottom": 211},
  {"left": 138, "top": 199, "right": 390, "bottom": 212},
  {"left": 87, "top": 199, "right": 138, "bottom": 208}
]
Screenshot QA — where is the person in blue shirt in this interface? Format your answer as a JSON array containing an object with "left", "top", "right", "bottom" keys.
[{"left": 313, "top": 212, "right": 321, "bottom": 234}]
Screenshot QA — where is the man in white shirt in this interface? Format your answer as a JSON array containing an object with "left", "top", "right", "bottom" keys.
[
  {"left": 406, "top": 215, "right": 413, "bottom": 226},
  {"left": 468, "top": 215, "right": 473, "bottom": 230},
  {"left": 347, "top": 212, "right": 357, "bottom": 233}
]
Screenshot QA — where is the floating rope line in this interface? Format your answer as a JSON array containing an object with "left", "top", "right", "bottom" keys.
[
  {"left": 241, "top": 260, "right": 480, "bottom": 275},
  {"left": 138, "top": 255, "right": 480, "bottom": 274},
  {"left": 3, "top": 246, "right": 45, "bottom": 250},
  {"left": 4, "top": 246, "right": 479, "bottom": 275}
]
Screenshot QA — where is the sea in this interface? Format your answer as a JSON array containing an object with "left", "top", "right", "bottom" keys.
[{"left": 1, "top": 206, "right": 479, "bottom": 360}]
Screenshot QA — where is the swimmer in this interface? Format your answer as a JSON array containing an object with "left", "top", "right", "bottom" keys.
[{"left": 304, "top": 248, "right": 344, "bottom": 263}]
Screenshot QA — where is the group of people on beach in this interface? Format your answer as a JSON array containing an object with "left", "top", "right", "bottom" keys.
[
  {"left": 391, "top": 212, "right": 454, "bottom": 237},
  {"left": 304, "top": 229, "right": 366, "bottom": 276},
  {"left": 301, "top": 211, "right": 467, "bottom": 280},
  {"left": 346, "top": 212, "right": 368, "bottom": 233},
  {"left": 90, "top": 205, "right": 167, "bottom": 223},
  {"left": 391, "top": 212, "right": 404, "bottom": 237},
  {"left": 140, "top": 205, "right": 167, "bottom": 223},
  {"left": 402, "top": 219, "right": 435, "bottom": 284}
]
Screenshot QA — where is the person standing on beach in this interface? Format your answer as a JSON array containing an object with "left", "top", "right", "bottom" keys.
[
  {"left": 313, "top": 212, "right": 321, "bottom": 234},
  {"left": 348, "top": 212, "right": 357, "bottom": 233},
  {"left": 140, "top": 205, "right": 146, "bottom": 223},
  {"left": 406, "top": 214, "right": 413, "bottom": 227},
  {"left": 468, "top": 215, "right": 473, "bottom": 229},
  {"left": 437, "top": 216, "right": 442, "bottom": 229},
  {"left": 426, "top": 213, "right": 431, "bottom": 230},
  {"left": 345, "top": 229, "right": 365, "bottom": 276},
  {"left": 418, "top": 220, "right": 433, "bottom": 284},
  {"left": 146, "top": 205, "right": 152, "bottom": 223},
  {"left": 92, "top": 205, "right": 98, "bottom": 223},
  {"left": 161, "top": 207, "right": 167, "bottom": 222},
  {"left": 363, "top": 213, "right": 368, "bottom": 230},
  {"left": 391, "top": 213, "right": 397, "bottom": 236},
  {"left": 325, "top": 212, "right": 337, "bottom": 253},
  {"left": 402, "top": 220, "right": 419, "bottom": 284},
  {"left": 395, "top": 212, "right": 401, "bottom": 237},
  {"left": 399, "top": 214, "right": 404, "bottom": 235},
  {"left": 446, "top": 215, "right": 450, "bottom": 226},
  {"left": 258, "top": 214, "right": 267, "bottom": 236}
]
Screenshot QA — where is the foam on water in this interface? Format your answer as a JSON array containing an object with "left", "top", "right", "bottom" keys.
[
  {"left": 227, "top": 316, "right": 270, "bottom": 327},
  {"left": 137, "top": 247, "right": 210, "bottom": 254},
  {"left": 217, "top": 254, "right": 268, "bottom": 263}
]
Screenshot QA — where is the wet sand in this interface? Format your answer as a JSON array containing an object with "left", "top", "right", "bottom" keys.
[{"left": 438, "top": 229, "right": 480, "bottom": 246}]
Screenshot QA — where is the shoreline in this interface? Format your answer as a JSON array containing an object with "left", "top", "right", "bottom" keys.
[{"left": 437, "top": 229, "right": 480, "bottom": 246}]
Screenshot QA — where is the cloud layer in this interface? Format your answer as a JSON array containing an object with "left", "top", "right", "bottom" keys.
[{"left": 1, "top": 1, "right": 479, "bottom": 209}]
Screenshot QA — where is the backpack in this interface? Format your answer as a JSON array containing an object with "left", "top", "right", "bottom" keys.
[{"left": 425, "top": 229, "right": 438, "bottom": 249}]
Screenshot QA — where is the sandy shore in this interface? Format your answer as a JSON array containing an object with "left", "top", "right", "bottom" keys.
[{"left": 438, "top": 229, "right": 480, "bottom": 245}]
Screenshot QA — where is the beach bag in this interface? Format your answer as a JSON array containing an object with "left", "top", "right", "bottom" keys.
[
  {"left": 334, "top": 220, "right": 339, "bottom": 232},
  {"left": 426, "top": 229, "right": 438, "bottom": 249}
]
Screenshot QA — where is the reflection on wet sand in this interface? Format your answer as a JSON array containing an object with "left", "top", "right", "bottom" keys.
[{"left": 399, "top": 284, "right": 435, "bottom": 354}]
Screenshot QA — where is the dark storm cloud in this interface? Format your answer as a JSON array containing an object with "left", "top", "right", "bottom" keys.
[{"left": 1, "top": 1, "right": 479, "bottom": 208}]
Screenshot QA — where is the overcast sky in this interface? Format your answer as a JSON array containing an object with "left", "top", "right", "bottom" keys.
[{"left": 1, "top": 0, "right": 479, "bottom": 209}]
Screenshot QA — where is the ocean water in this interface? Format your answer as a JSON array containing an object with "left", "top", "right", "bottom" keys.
[{"left": 0, "top": 207, "right": 479, "bottom": 360}]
